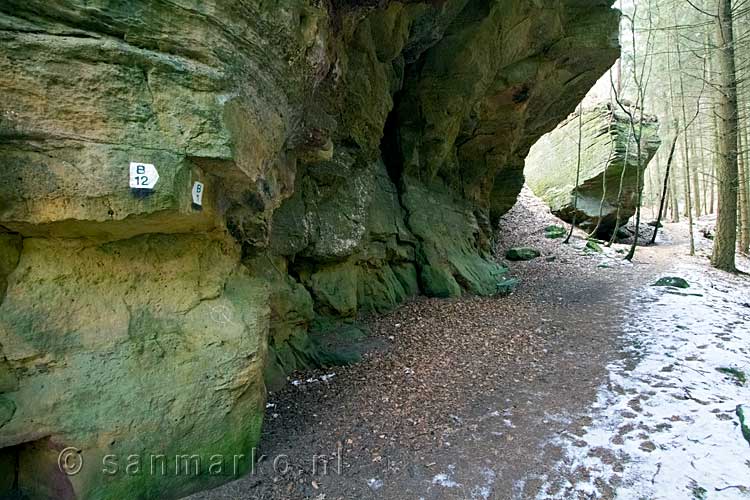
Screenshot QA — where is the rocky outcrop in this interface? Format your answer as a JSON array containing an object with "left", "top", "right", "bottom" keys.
[
  {"left": 525, "top": 103, "right": 661, "bottom": 237},
  {"left": 0, "top": 1, "right": 619, "bottom": 498}
]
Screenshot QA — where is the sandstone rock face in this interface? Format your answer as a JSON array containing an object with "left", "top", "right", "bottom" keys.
[
  {"left": 0, "top": 236, "right": 267, "bottom": 499},
  {"left": 525, "top": 103, "right": 661, "bottom": 236},
  {"left": 0, "top": 1, "right": 619, "bottom": 497}
]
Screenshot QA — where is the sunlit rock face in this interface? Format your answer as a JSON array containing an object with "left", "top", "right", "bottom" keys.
[
  {"left": 525, "top": 103, "right": 661, "bottom": 237},
  {"left": 0, "top": 1, "right": 619, "bottom": 497}
]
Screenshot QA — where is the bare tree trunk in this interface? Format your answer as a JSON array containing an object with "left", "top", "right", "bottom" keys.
[
  {"left": 711, "top": 104, "right": 720, "bottom": 215},
  {"left": 665, "top": 32, "right": 680, "bottom": 224},
  {"left": 711, "top": 0, "right": 739, "bottom": 272},
  {"left": 565, "top": 106, "right": 584, "bottom": 244},
  {"left": 670, "top": 153, "right": 681, "bottom": 222},
  {"left": 699, "top": 126, "right": 709, "bottom": 213},
  {"left": 651, "top": 135, "right": 679, "bottom": 244},
  {"left": 648, "top": 151, "right": 659, "bottom": 219},
  {"left": 589, "top": 98, "right": 616, "bottom": 238},
  {"left": 743, "top": 108, "right": 750, "bottom": 249},
  {"left": 683, "top": 162, "right": 690, "bottom": 218},
  {"left": 710, "top": 161, "right": 716, "bottom": 214},
  {"left": 691, "top": 141, "right": 702, "bottom": 217},
  {"left": 738, "top": 107, "right": 749, "bottom": 253},
  {"left": 622, "top": 1, "right": 655, "bottom": 261},
  {"left": 675, "top": 30, "right": 696, "bottom": 255},
  {"left": 625, "top": 115, "right": 645, "bottom": 261},
  {"left": 608, "top": 126, "right": 633, "bottom": 246}
]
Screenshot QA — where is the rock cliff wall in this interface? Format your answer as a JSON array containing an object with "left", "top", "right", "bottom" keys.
[
  {"left": 0, "top": 1, "right": 619, "bottom": 498},
  {"left": 525, "top": 103, "right": 661, "bottom": 236}
]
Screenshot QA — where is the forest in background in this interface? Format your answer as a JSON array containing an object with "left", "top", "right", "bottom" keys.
[{"left": 590, "top": 0, "right": 750, "bottom": 271}]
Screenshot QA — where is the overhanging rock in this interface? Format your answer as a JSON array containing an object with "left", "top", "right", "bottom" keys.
[
  {"left": 525, "top": 103, "right": 661, "bottom": 237},
  {"left": 0, "top": 1, "right": 620, "bottom": 497}
]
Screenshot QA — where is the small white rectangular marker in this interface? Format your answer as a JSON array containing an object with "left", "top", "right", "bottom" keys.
[
  {"left": 192, "top": 181, "right": 204, "bottom": 206},
  {"left": 129, "top": 162, "right": 159, "bottom": 189}
]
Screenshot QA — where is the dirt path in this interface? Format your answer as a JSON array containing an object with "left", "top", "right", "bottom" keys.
[
  {"left": 533, "top": 215, "right": 750, "bottom": 499},
  {"left": 188, "top": 191, "right": 749, "bottom": 500}
]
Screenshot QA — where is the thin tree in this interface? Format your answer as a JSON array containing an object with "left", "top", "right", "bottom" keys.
[
  {"left": 745, "top": 129, "right": 750, "bottom": 253},
  {"left": 650, "top": 135, "right": 679, "bottom": 243},
  {"left": 619, "top": 2, "right": 655, "bottom": 261},
  {"left": 675, "top": 25, "right": 697, "bottom": 255},
  {"left": 565, "top": 105, "right": 584, "bottom": 244},
  {"left": 738, "top": 105, "right": 749, "bottom": 252},
  {"left": 607, "top": 122, "right": 634, "bottom": 246}
]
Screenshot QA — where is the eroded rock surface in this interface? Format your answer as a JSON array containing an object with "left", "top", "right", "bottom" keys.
[
  {"left": 525, "top": 103, "right": 661, "bottom": 237},
  {"left": 0, "top": 1, "right": 619, "bottom": 497}
]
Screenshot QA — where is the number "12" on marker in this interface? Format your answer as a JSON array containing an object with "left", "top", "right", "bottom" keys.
[{"left": 129, "top": 162, "right": 160, "bottom": 189}]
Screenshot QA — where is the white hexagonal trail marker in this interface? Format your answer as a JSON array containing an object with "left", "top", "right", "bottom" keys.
[
  {"left": 129, "top": 162, "right": 159, "bottom": 189},
  {"left": 192, "top": 181, "right": 204, "bottom": 206}
]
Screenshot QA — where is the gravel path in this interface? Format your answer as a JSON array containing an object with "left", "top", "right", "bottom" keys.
[{"left": 188, "top": 189, "right": 749, "bottom": 500}]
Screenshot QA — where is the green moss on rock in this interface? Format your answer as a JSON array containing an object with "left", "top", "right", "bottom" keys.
[
  {"left": 544, "top": 225, "right": 567, "bottom": 239},
  {"left": 585, "top": 240, "right": 604, "bottom": 253},
  {"left": 653, "top": 277, "right": 690, "bottom": 289},
  {"left": 0, "top": 1, "right": 622, "bottom": 497},
  {"left": 736, "top": 405, "right": 750, "bottom": 446},
  {"left": 0, "top": 234, "right": 268, "bottom": 499},
  {"left": 505, "top": 247, "right": 541, "bottom": 261},
  {"left": 402, "top": 177, "right": 510, "bottom": 297}
]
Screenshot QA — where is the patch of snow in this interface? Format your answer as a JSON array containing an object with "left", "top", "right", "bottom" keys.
[
  {"left": 367, "top": 478, "right": 383, "bottom": 491},
  {"left": 472, "top": 485, "right": 492, "bottom": 499},
  {"left": 432, "top": 473, "right": 461, "bottom": 488},
  {"left": 534, "top": 262, "right": 750, "bottom": 499},
  {"left": 291, "top": 373, "right": 336, "bottom": 387},
  {"left": 471, "top": 467, "right": 498, "bottom": 499}
]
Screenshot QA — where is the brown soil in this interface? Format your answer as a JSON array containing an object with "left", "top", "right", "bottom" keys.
[{"left": 187, "top": 189, "right": 738, "bottom": 500}]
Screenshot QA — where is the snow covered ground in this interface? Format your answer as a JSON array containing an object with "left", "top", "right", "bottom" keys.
[{"left": 536, "top": 261, "right": 750, "bottom": 499}]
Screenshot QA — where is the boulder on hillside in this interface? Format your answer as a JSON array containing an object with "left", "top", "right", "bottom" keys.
[{"left": 525, "top": 103, "right": 661, "bottom": 238}]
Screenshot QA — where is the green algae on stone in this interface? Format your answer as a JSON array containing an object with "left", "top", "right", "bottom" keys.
[
  {"left": 245, "top": 254, "right": 316, "bottom": 391},
  {"left": 357, "top": 264, "right": 410, "bottom": 314},
  {"left": 0, "top": 233, "right": 21, "bottom": 302},
  {"left": 653, "top": 277, "right": 690, "bottom": 289},
  {"left": 0, "top": 0, "right": 623, "bottom": 497},
  {"left": 544, "top": 225, "right": 567, "bottom": 239},
  {"left": 309, "top": 317, "right": 371, "bottom": 367},
  {"left": 402, "top": 177, "right": 510, "bottom": 297},
  {"left": 505, "top": 247, "right": 541, "bottom": 261},
  {"left": 717, "top": 367, "right": 747, "bottom": 386},
  {"left": 495, "top": 277, "right": 520, "bottom": 295},
  {"left": 0, "top": 397, "right": 15, "bottom": 428},
  {"left": 736, "top": 405, "right": 750, "bottom": 446},
  {"left": 307, "top": 262, "right": 360, "bottom": 317},
  {"left": 0, "top": 234, "right": 268, "bottom": 499},
  {"left": 585, "top": 240, "right": 604, "bottom": 253}
]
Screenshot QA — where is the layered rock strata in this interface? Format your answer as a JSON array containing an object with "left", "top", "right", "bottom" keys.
[
  {"left": 0, "top": 2, "right": 619, "bottom": 497},
  {"left": 525, "top": 103, "right": 661, "bottom": 236}
]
